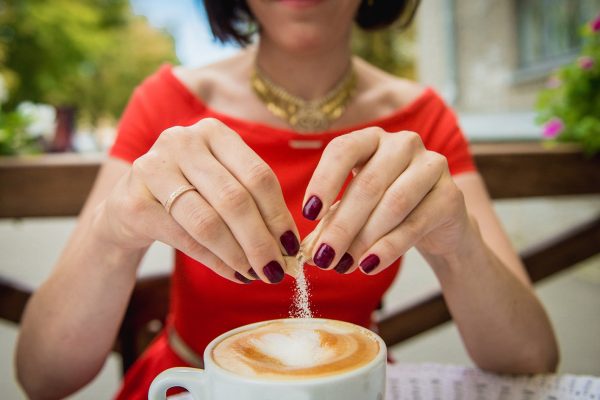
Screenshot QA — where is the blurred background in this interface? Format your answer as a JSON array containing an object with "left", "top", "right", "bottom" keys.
[{"left": 1, "top": 0, "right": 599, "bottom": 398}]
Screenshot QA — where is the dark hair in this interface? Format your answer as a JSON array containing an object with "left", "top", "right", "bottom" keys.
[{"left": 201, "top": 0, "right": 421, "bottom": 46}]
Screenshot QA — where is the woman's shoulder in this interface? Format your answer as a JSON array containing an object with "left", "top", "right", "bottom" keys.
[
  {"left": 171, "top": 51, "right": 252, "bottom": 108},
  {"left": 355, "top": 59, "right": 446, "bottom": 126},
  {"left": 353, "top": 58, "right": 440, "bottom": 121}
]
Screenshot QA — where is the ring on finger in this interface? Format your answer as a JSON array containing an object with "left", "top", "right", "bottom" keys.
[{"left": 164, "top": 184, "right": 196, "bottom": 214}]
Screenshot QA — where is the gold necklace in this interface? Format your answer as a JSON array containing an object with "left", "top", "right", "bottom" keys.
[{"left": 251, "top": 63, "right": 357, "bottom": 132}]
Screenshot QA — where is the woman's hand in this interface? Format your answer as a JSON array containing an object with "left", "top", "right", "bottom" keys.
[
  {"left": 302, "top": 127, "right": 471, "bottom": 274},
  {"left": 96, "top": 118, "right": 299, "bottom": 284}
]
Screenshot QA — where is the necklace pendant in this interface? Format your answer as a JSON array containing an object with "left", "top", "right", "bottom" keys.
[
  {"left": 251, "top": 63, "right": 356, "bottom": 133},
  {"left": 294, "top": 106, "right": 330, "bottom": 132}
]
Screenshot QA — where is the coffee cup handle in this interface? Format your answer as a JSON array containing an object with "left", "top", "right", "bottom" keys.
[{"left": 148, "top": 367, "right": 208, "bottom": 400}]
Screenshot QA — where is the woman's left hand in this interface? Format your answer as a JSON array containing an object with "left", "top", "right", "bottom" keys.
[{"left": 302, "top": 127, "right": 472, "bottom": 274}]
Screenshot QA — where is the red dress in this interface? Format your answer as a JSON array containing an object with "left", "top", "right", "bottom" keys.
[{"left": 110, "top": 65, "right": 476, "bottom": 399}]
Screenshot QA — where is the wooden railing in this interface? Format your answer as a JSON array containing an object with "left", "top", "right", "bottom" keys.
[
  {"left": 1, "top": 142, "right": 599, "bottom": 218},
  {"left": 1, "top": 141, "right": 599, "bottom": 373}
]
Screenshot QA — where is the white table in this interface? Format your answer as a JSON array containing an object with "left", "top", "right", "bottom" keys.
[{"left": 168, "top": 363, "right": 600, "bottom": 400}]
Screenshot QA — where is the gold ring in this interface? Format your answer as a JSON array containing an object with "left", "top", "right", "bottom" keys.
[{"left": 164, "top": 184, "right": 196, "bottom": 214}]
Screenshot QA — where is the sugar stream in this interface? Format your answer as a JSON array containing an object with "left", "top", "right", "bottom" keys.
[
  {"left": 291, "top": 254, "right": 312, "bottom": 318},
  {"left": 290, "top": 207, "right": 335, "bottom": 319}
]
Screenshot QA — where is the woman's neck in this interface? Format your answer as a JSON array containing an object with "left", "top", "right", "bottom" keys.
[{"left": 254, "top": 38, "right": 353, "bottom": 101}]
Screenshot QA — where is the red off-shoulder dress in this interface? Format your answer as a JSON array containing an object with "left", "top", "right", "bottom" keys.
[{"left": 109, "top": 65, "right": 476, "bottom": 399}]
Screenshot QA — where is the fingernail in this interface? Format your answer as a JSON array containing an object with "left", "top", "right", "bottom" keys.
[
  {"left": 334, "top": 252, "right": 354, "bottom": 274},
  {"left": 314, "top": 243, "right": 335, "bottom": 269},
  {"left": 234, "top": 271, "right": 252, "bottom": 284},
  {"left": 263, "top": 261, "right": 284, "bottom": 283},
  {"left": 360, "top": 254, "right": 380, "bottom": 274},
  {"left": 280, "top": 230, "right": 300, "bottom": 256},
  {"left": 302, "top": 195, "right": 322, "bottom": 220},
  {"left": 248, "top": 268, "right": 259, "bottom": 279}
]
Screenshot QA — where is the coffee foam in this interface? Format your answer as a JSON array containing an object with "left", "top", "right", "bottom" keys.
[
  {"left": 249, "top": 329, "right": 332, "bottom": 368},
  {"left": 212, "top": 320, "right": 379, "bottom": 380}
]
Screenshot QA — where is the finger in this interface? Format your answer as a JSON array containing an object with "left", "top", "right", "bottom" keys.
[
  {"left": 343, "top": 151, "right": 447, "bottom": 274},
  {"left": 206, "top": 122, "right": 300, "bottom": 258},
  {"left": 126, "top": 185, "right": 253, "bottom": 284},
  {"left": 179, "top": 147, "right": 287, "bottom": 284},
  {"left": 298, "top": 201, "right": 341, "bottom": 266},
  {"left": 168, "top": 187, "right": 258, "bottom": 281},
  {"left": 357, "top": 184, "right": 448, "bottom": 275},
  {"left": 308, "top": 135, "right": 414, "bottom": 270},
  {"left": 301, "top": 128, "right": 380, "bottom": 221},
  {"left": 133, "top": 155, "right": 255, "bottom": 281}
]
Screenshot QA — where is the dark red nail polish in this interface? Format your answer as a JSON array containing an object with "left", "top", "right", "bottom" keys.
[
  {"left": 234, "top": 271, "right": 252, "bottom": 284},
  {"left": 360, "top": 254, "right": 380, "bottom": 274},
  {"left": 302, "top": 195, "right": 322, "bottom": 220},
  {"left": 334, "top": 252, "right": 354, "bottom": 274},
  {"left": 263, "top": 261, "right": 284, "bottom": 283},
  {"left": 280, "top": 230, "right": 300, "bottom": 256},
  {"left": 314, "top": 243, "right": 335, "bottom": 269},
  {"left": 248, "top": 268, "right": 259, "bottom": 279}
]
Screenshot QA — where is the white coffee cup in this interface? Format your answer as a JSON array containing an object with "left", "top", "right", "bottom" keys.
[{"left": 148, "top": 318, "right": 387, "bottom": 400}]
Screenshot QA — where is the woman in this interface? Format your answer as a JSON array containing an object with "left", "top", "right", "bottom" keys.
[{"left": 16, "top": 0, "right": 559, "bottom": 398}]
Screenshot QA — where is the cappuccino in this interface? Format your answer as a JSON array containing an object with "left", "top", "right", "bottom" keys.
[{"left": 212, "top": 319, "right": 380, "bottom": 380}]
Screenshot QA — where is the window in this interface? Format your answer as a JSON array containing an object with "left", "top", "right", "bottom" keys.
[{"left": 517, "top": 0, "right": 600, "bottom": 69}]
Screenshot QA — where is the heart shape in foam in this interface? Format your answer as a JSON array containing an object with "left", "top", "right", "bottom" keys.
[{"left": 249, "top": 329, "right": 334, "bottom": 368}]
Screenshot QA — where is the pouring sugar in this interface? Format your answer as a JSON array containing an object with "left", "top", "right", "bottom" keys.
[
  {"left": 287, "top": 202, "right": 341, "bottom": 319},
  {"left": 291, "top": 253, "right": 312, "bottom": 318}
]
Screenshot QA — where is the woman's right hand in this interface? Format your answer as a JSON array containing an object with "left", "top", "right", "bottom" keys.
[{"left": 95, "top": 118, "right": 299, "bottom": 284}]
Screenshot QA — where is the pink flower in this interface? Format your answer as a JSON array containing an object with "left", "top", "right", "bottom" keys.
[
  {"left": 545, "top": 75, "right": 561, "bottom": 89},
  {"left": 578, "top": 56, "right": 595, "bottom": 70},
  {"left": 592, "top": 14, "right": 600, "bottom": 32},
  {"left": 543, "top": 118, "right": 564, "bottom": 139}
]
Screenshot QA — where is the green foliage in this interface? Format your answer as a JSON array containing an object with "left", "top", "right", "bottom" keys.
[
  {"left": 352, "top": 25, "right": 416, "bottom": 79},
  {"left": 0, "top": 110, "right": 42, "bottom": 155},
  {"left": 536, "top": 17, "right": 600, "bottom": 155},
  {"left": 0, "top": 0, "right": 177, "bottom": 122}
]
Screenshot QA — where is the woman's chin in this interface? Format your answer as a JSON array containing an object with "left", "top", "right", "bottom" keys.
[{"left": 268, "top": 28, "right": 334, "bottom": 53}]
